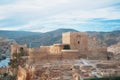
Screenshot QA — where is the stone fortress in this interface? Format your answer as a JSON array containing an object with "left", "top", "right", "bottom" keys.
[
  {"left": 11, "top": 32, "right": 107, "bottom": 61},
  {"left": 10, "top": 32, "right": 117, "bottom": 80}
]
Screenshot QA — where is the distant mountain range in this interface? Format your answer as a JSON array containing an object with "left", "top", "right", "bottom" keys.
[
  {"left": 0, "top": 30, "right": 40, "bottom": 39},
  {"left": 87, "top": 30, "right": 120, "bottom": 46},
  {"left": 0, "top": 29, "right": 120, "bottom": 47},
  {"left": 16, "top": 29, "right": 77, "bottom": 47}
]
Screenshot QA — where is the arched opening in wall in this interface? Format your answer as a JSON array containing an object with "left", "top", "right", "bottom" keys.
[
  {"left": 78, "top": 41, "right": 80, "bottom": 44},
  {"left": 63, "top": 45, "right": 70, "bottom": 50}
]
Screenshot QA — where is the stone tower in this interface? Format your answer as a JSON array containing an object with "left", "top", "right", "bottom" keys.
[
  {"left": 62, "top": 32, "right": 88, "bottom": 51},
  {"left": 11, "top": 44, "right": 28, "bottom": 58}
]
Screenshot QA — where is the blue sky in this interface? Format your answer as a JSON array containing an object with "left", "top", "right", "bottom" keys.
[{"left": 0, "top": 0, "right": 120, "bottom": 32}]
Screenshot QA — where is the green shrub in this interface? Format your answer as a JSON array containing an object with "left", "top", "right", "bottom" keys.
[{"left": 84, "top": 76, "right": 120, "bottom": 80}]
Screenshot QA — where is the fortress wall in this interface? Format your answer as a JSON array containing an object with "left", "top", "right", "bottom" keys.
[
  {"left": 87, "top": 47, "right": 108, "bottom": 60},
  {"left": 28, "top": 47, "right": 50, "bottom": 56},
  {"left": 88, "top": 37, "right": 107, "bottom": 52},
  {"left": 29, "top": 48, "right": 41, "bottom": 61},
  {"left": 28, "top": 48, "right": 41, "bottom": 55},
  {"left": 61, "top": 50, "right": 81, "bottom": 59},
  {"left": 28, "top": 52, "right": 48, "bottom": 63},
  {"left": 40, "top": 46, "right": 50, "bottom": 53},
  {"left": 88, "top": 47, "right": 107, "bottom": 53},
  {"left": 28, "top": 46, "right": 50, "bottom": 58},
  {"left": 33, "top": 53, "right": 48, "bottom": 62},
  {"left": 28, "top": 48, "right": 86, "bottom": 61},
  {"left": 28, "top": 48, "right": 49, "bottom": 62},
  {"left": 49, "top": 44, "right": 64, "bottom": 55},
  {"left": 47, "top": 55, "right": 61, "bottom": 60}
]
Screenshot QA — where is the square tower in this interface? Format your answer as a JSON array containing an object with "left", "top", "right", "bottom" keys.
[{"left": 62, "top": 32, "right": 88, "bottom": 51}]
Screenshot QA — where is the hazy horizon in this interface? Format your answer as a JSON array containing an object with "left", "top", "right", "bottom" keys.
[
  {"left": 1, "top": 28, "right": 120, "bottom": 33},
  {"left": 0, "top": 0, "right": 120, "bottom": 32}
]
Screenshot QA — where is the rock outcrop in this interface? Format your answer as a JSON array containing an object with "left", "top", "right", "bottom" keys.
[
  {"left": 0, "top": 37, "right": 16, "bottom": 58},
  {"left": 108, "top": 42, "right": 120, "bottom": 54}
]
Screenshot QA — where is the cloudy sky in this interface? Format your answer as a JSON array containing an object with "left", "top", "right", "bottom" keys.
[{"left": 0, "top": 0, "right": 120, "bottom": 32}]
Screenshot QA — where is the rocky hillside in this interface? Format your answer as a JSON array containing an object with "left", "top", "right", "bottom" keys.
[
  {"left": 107, "top": 42, "right": 120, "bottom": 60},
  {"left": 108, "top": 42, "right": 120, "bottom": 54},
  {"left": 0, "top": 37, "right": 16, "bottom": 59},
  {"left": 87, "top": 30, "right": 120, "bottom": 46}
]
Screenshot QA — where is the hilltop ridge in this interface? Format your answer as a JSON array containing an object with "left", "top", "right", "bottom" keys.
[{"left": 0, "top": 29, "right": 120, "bottom": 47}]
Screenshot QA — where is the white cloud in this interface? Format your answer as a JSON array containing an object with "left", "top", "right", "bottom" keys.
[
  {"left": 0, "top": 27, "right": 21, "bottom": 31},
  {"left": 0, "top": 0, "right": 120, "bottom": 32}
]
